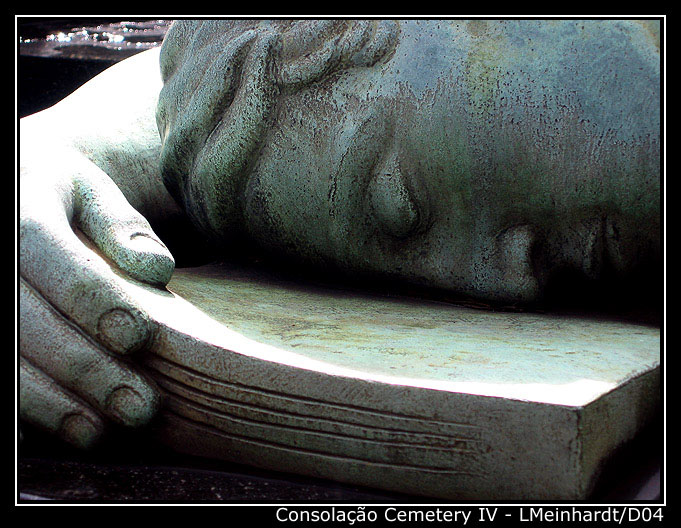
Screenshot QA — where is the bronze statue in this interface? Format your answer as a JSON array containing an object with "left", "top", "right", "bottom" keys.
[{"left": 19, "top": 20, "right": 660, "bottom": 462}]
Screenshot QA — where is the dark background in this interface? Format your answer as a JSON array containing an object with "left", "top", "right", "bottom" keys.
[{"left": 18, "top": 17, "right": 169, "bottom": 117}]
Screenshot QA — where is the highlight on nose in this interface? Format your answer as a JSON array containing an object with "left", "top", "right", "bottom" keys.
[{"left": 368, "top": 149, "right": 421, "bottom": 239}]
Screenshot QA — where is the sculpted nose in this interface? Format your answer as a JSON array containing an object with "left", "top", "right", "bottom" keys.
[{"left": 368, "top": 148, "right": 422, "bottom": 239}]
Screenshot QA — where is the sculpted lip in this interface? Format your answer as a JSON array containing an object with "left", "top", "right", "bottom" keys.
[
  {"left": 531, "top": 215, "right": 614, "bottom": 292},
  {"left": 565, "top": 216, "right": 608, "bottom": 280},
  {"left": 584, "top": 217, "right": 607, "bottom": 279}
]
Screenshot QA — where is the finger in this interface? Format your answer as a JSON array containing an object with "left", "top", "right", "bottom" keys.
[
  {"left": 22, "top": 152, "right": 174, "bottom": 288},
  {"left": 74, "top": 161, "right": 175, "bottom": 287},
  {"left": 20, "top": 160, "right": 157, "bottom": 355},
  {"left": 19, "top": 202, "right": 153, "bottom": 353},
  {"left": 20, "top": 212, "right": 151, "bottom": 354},
  {"left": 20, "top": 358, "right": 104, "bottom": 449},
  {"left": 20, "top": 279, "right": 160, "bottom": 426}
]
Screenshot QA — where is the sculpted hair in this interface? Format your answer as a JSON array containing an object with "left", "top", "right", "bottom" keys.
[{"left": 156, "top": 20, "right": 399, "bottom": 240}]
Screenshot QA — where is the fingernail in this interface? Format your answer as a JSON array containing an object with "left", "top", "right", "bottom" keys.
[
  {"left": 97, "top": 308, "right": 150, "bottom": 354},
  {"left": 107, "top": 386, "right": 155, "bottom": 426},
  {"left": 129, "top": 232, "right": 169, "bottom": 253},
  {"left": 60, "top": 414, "right": 101, "bottom": 449}
]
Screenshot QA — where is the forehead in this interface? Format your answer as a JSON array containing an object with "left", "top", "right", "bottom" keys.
[
  {"left": 250, "top": 18, "right": 659, "bottom": 224},
  {"left": 370, "top": 20, "right": 657, "bottom": 133}
]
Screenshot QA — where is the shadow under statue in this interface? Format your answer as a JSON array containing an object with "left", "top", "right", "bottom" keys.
[{"left": 19, "top": 20, "right": 661, "bottom": 500}]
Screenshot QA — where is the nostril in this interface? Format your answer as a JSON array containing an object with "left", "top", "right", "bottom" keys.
[{"left": 605, "top": 216, "right": 626, "bottom": 274}]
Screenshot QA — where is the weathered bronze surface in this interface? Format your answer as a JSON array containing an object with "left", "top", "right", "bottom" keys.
[
  {"left": 139, "top": 263, "right": 659, "bottom": 499},
  {"left": 19, "top": 19, "right": 661, "bottom": 499}
]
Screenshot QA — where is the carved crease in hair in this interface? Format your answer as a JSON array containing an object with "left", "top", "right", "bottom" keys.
[{"left": 156, "top": 20, "right": 399, "bottom": 241}]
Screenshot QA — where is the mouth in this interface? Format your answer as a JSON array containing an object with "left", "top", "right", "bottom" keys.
[
  {"left": 479, "top": 216, "right": 614, "bottom": 307},
  {"left": 529, "top": 215, "right": 608, "bottom": 282},
  {"left": 528, "top": 215, "right": 631, "bottom": 309},
  {"left": 571, "top": 216, "right": 608, "bottom": 280}
]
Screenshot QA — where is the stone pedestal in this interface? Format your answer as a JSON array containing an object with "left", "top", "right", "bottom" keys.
[{"left": 124, "top": 263, "right": 660, "bottom": 500}]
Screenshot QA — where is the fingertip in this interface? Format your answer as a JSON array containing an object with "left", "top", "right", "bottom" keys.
[
  {"left": 106, "top": 384, "right": 161, "bottom": 427},
  {"left": 20, "top": 358, "right": 104, "bottom": 449},
  {"left": 116, "top": 232, "right": 176, "bottom": 286},
  {"left": 59, "top": 413, "right": 103, "bottom": 449}
]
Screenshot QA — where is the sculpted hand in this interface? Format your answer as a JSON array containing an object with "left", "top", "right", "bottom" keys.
[{"left": 19, "top": 146, "right": 175, "bottom": 448}]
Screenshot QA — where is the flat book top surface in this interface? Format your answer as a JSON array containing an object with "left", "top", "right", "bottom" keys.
[{"left": 129, "top": 263, "right": 660, "bottom": 407}]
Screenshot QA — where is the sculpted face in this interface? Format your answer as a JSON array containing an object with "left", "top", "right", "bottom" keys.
[{"left": 158, "top": 20, "right": 660, "bottom": 303}]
